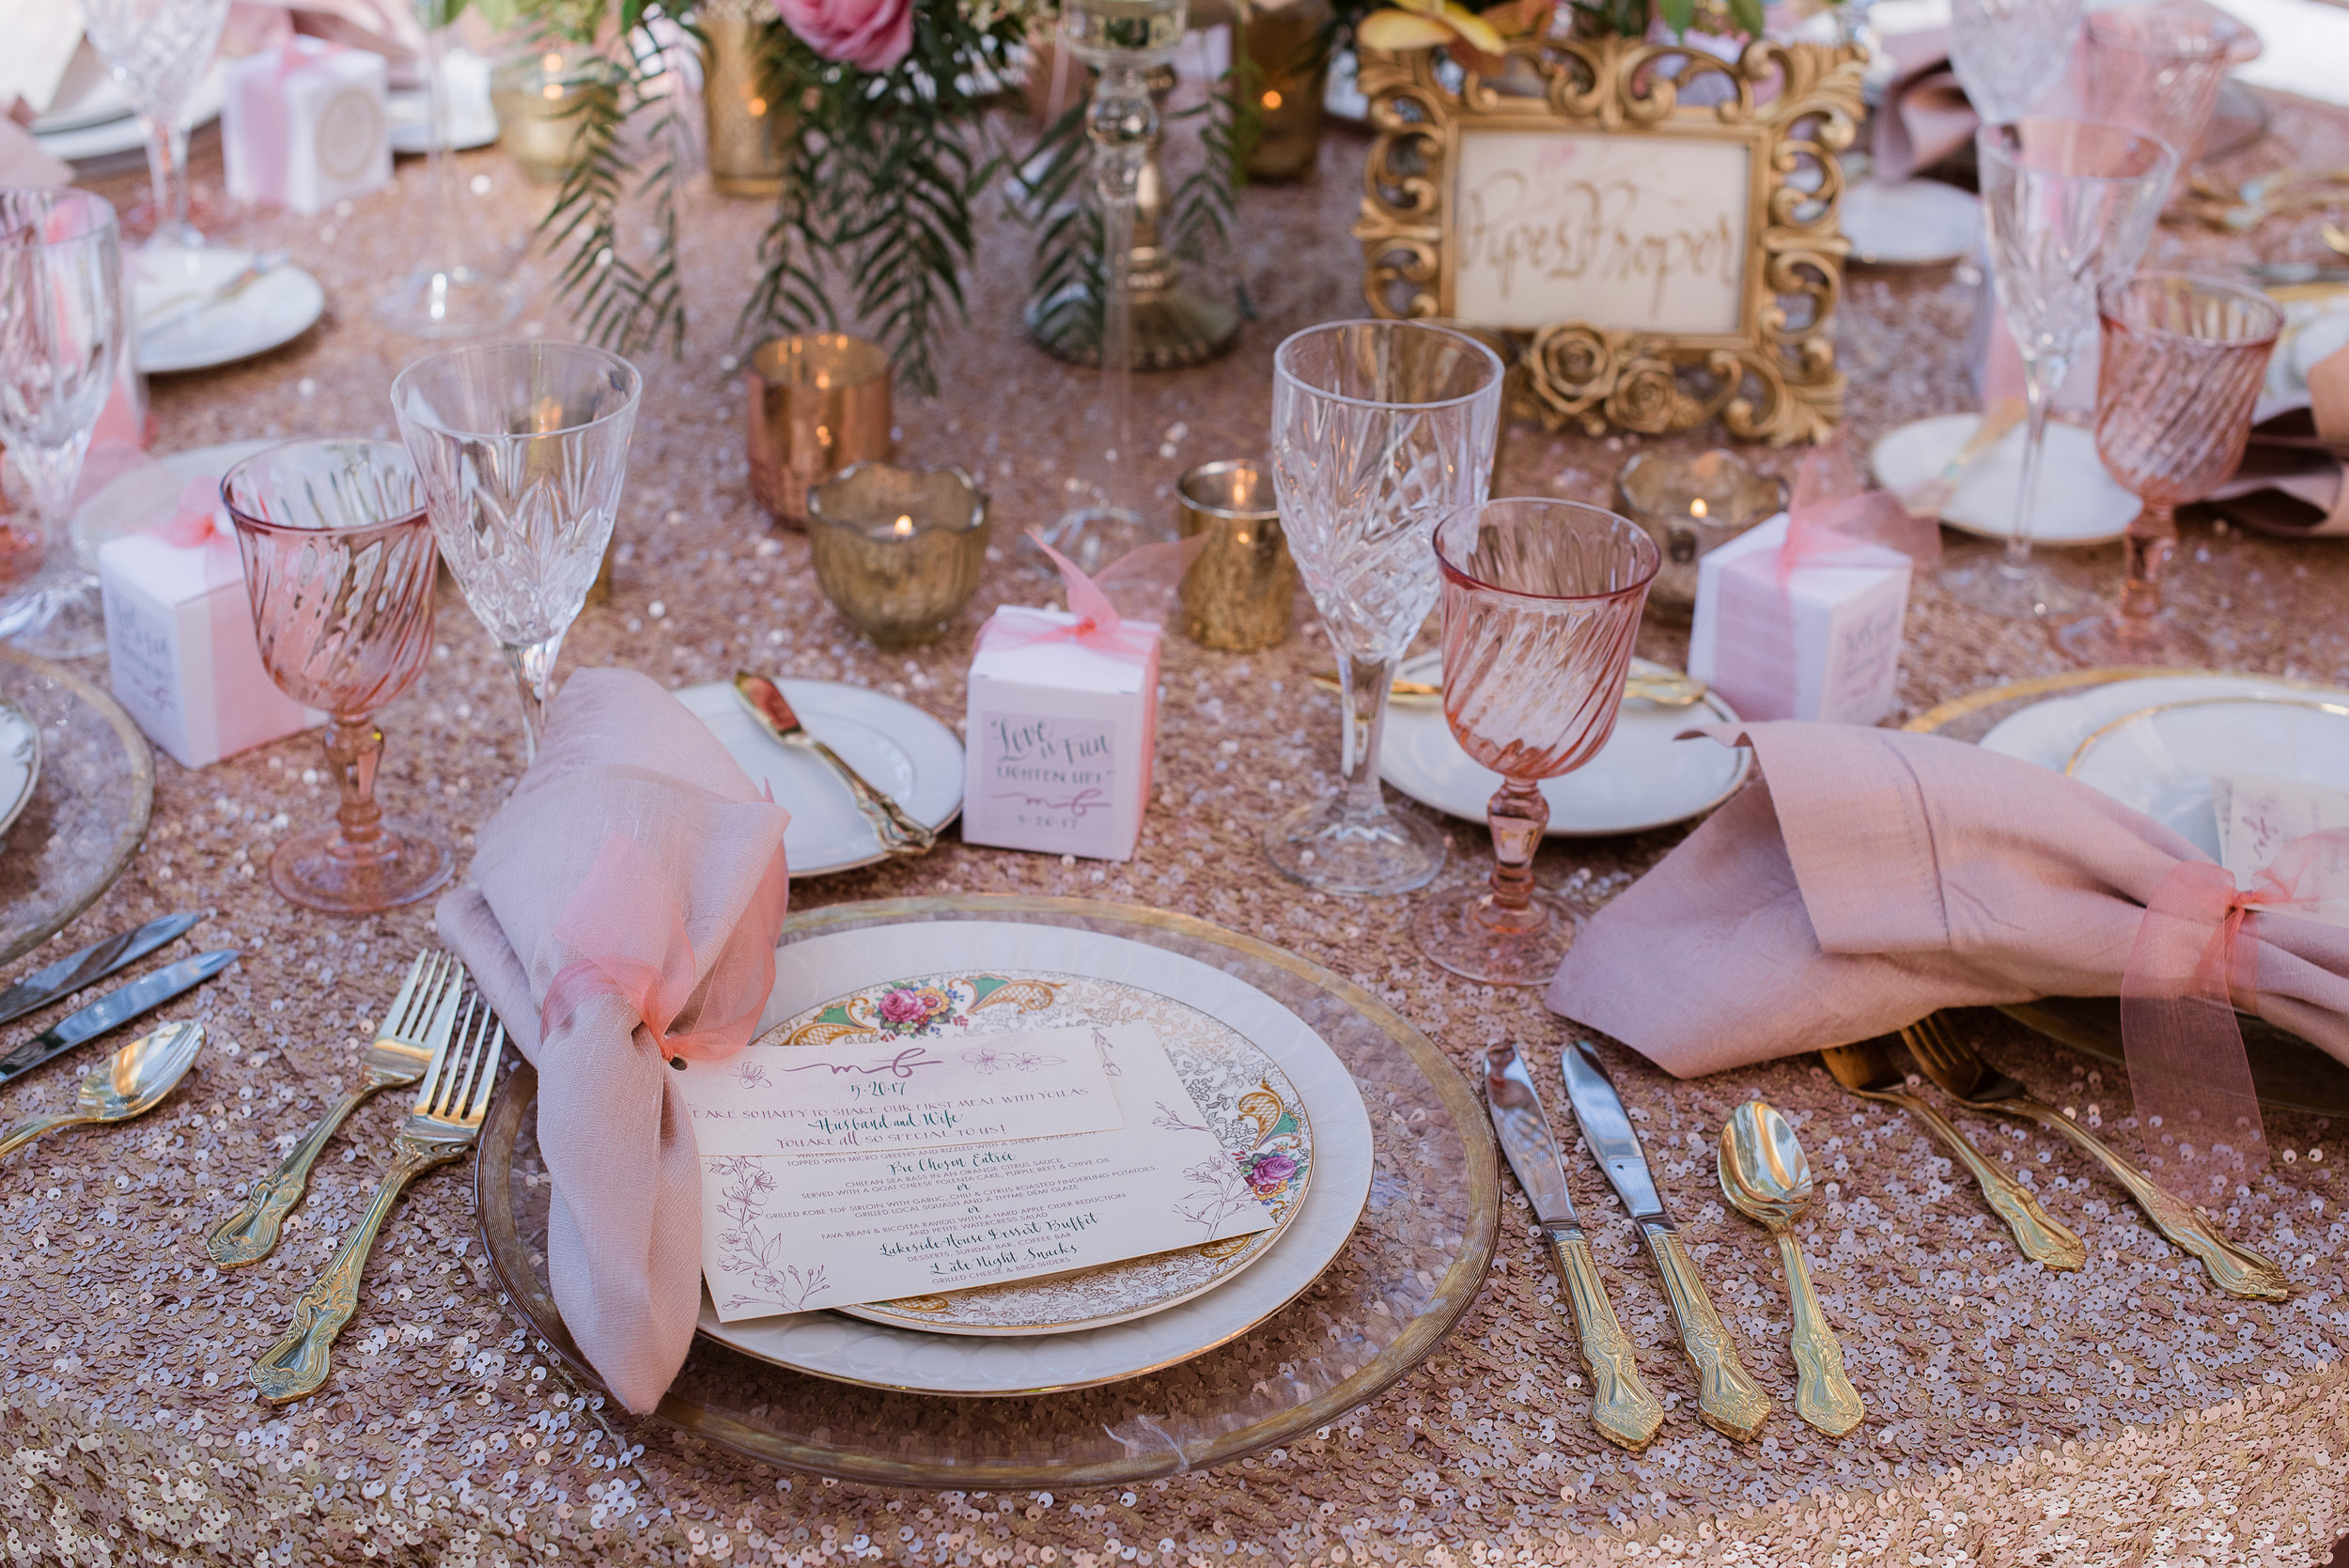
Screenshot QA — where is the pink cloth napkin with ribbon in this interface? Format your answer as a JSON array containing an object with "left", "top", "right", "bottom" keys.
[
  {"left": 1870, "top": 27, "right": 1975, "bottom": 186},
  {"left": 435, "top": 667, "right": 790, "bottom": 1412},
  {"left": 1545, "top": 722, "right": 2349, "bottom": 1174}
]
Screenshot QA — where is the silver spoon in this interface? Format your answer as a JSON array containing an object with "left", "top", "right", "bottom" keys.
[{"left": 0, "top": 1020, "right": 204, "bottom": 1159}]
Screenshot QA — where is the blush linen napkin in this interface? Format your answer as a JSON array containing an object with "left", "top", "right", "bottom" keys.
[
  {"left": 1544, "top": 723, "right": 2349, "bottom": 1162},
  {"left": 436, "top": 667, "right": 790, "bottom": 1412}
]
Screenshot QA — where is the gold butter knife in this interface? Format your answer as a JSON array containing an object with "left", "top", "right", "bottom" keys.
[
  {"left": 734, "top": 671, "right": 935, "bottom": 856},
  {"left": 1483, "top": 1043, "right": 1665, "bottom": 1452},
  {"left": 1898, "top": 398, "right": 2027, "bottom": 520},
  {"left": 1559, "top": 1039, "right": 1771, "bottom": 1442}
]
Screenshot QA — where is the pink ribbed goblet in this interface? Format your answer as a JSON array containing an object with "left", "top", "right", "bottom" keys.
[
  {"left": 2056, "top": 273, "right": 2281, "bottom": 667},
  {"left": 1414, "top": 500, "right": 1657, "bottom": 986},
  {"left": 224, "top": 440, "right": 452, "bottom": 915},
  {"left": 2082, "top": 2, "right": 2261, "bottom": 184}
]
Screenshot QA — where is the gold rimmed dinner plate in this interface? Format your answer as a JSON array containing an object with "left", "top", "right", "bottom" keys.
[{"left": 779, "top": 966, "right": 1318, "bottom": 1337}]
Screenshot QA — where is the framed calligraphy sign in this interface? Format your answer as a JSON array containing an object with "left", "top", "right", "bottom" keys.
[{"left": 1353, "top": 36, "right": 1864, "bottom": 444}]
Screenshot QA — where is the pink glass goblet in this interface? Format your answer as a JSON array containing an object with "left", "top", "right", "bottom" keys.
[
  {"left": 1413, "top": 499, "right": 1657, "bottom": 986},
  {"left": 2056, "top": 273, "right": 2281, "bottom": 668},
  {"left": 224, "top": 440, "right": 453, "bottom": 915},
  {"left": 2083, "top": 2, "right": 2261, "bottom": 186}
]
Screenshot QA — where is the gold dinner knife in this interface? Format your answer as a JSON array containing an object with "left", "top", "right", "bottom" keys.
[
  {"left": 1482, "top": 1043, "right": 1665, "bottom": 1452},
  {"left": 1559, "top": 1038, "right": 1771, "bottom": 1441}
]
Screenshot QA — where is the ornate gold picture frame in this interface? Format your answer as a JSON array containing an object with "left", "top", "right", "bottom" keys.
[{"left": 1354, "top": 36, "right": 1864, "bottom": 445}]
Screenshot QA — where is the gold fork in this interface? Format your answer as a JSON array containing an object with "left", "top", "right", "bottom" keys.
[
  {"left": 208, "top": 950, "right": 463, "bottom": 1267},
  {"left": 1819, "top": 1038, "right": 2087, "bottom": 1270},
  {"left": 252, "top": 984, "right": 504, "bottom": 1404},
  {"left": 1902, "top": 1013, "right": 2289, "bottom": 1301}
]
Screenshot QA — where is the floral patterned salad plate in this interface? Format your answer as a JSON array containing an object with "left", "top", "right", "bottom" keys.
[{"left": 692, "top": 919, "right": 1375, "bottom": 1396}]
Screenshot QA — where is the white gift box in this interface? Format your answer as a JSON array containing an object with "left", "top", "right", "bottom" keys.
[
  {"left": 100, "top": 531, "right": 319, "bottom": 769},
  {"left": 223, "top": 39, "right": 392, "bottom": 216},
  {"left": 961, "top": 608, "right": 1161, "bottom": 862},
  {"left": 1688, "top": 512, "right": 1911, "bottom": 726}
]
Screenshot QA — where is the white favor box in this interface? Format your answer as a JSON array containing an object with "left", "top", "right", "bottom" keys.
[
  {"left": 961, "top": 609, "right": 1161, "bottom": 862},
  {"left": 101, "top": 534, "right": 320, "bottom": 769},
  {"left": 1688, "top": 512, "right": 1911, "bottom": 726},
  {"left": 223, "top": 39, "right": 392, "bottom": 216}
]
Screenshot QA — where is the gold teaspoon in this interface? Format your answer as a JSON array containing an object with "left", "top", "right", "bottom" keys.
[
  {"left": 0, "top": 1020, "right": 205, "bottom": 1159},
  {"left": 1719, "top": 1099, "right": 1865, "bottom": 1438}
]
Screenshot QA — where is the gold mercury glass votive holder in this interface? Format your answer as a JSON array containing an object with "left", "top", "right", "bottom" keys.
[
  {"left": 1241, "top": 0, "right": 1332, "bottom": 182},
  {"left": 1614, "top": 447, "right": 1788, "bottom": 623},
  {"left": 701, "top": 0, "right": 792, "bottom": 196},
  {"left": 806, "top": 461, "right": 988, "bottom": 648},
  {"left": 746, "top": 334, "right": 894, "bottom": 530},
  {"left": 1175, "top": 458, "right": 1298, "bottom": 652},
  {"left": 490, "top": 48, "right": 593, "bottom": 183}
]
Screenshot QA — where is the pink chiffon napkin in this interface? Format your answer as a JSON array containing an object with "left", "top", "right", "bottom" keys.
[
  {"left": 1544, "top": 722, "right": 2349, "bottom": 1125},
  {"left": 436, "top": 667, "right": 790, "bottom": 1412}
]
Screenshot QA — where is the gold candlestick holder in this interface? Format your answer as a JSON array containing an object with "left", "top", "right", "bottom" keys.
[
  {"left": 1175, "top": 458, "right": 1297, "bottom": 651},
  {"left": 1025, "top": 65, "right": 1243, "bottom": 371},
  {"left": 807, "top": 462, "right": 989, "bottom": 648},
  {"left": 490, "top": 48, "right": 592, "bottom": 184}
]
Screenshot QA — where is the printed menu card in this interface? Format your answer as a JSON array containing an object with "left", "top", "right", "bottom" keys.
[{"left": 677, "top": 1022, "right": 1276, "bottom": 1320}]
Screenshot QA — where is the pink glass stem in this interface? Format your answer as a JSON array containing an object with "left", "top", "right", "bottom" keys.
[
  {"left": 2116, "top": 503, "right": 2178, "bottom": 628},
  {"left": 321, "top": 717, "right": 388, "bottom": 862},
  {"left": 1483, "top": 777, "right": 1549, "bottom": 924}
]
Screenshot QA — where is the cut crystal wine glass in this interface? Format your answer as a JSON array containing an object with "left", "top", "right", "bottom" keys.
[
  {"left": 224, "top": 440, "right": 452, "bottom": 914},
  {"left": 392, "top": 341, "right": 642, "bottom": 763},
  {"left": 374, "top": 0, "right": 522, "bottom": 338},
  {"left": 1266, "top": 319, "right": 1503, "bottom": 897},
  {"left": 2056, "top": 272, "right": 2281, "bottom": 667},
  {"left": 0, "top": 189, "right": 125, "bottom": 660},
  {"left": 1947, "top": 0, "right": 2084, "bottom": 123},
  {"left": 1413, "top": 500, "right": 1657, "bottom": 985},
  {"left": 82, "top": 0, "right": 232, "bottom": 251},
  {"left": 1940, "top": 119, "right": 2173, "bottom": 621}
]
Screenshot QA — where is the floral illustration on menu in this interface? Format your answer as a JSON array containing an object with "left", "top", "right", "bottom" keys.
[
  {"left": 778, "top": 972, "right": 1065, "bottom": 1048},
  {"left": 708, "top": 1157, "right": 830, "bottom": 1314}
]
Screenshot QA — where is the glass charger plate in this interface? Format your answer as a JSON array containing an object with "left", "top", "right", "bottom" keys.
[
  {"left": 0, "top": 647, "right": 155, "bottom": 967},
  {"left": 1906, "top": 667, "right": 2349, "bottom": 1116},
  {"left": 476, "top": 894, "right": 1501, "bottom": 1489}
]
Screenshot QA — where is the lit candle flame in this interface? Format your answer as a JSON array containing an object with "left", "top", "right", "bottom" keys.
[
  {"left": 1262, "top": 89, "right": 1283, "bottom": 110},
  {"left": 542, "top": 52, "right": 564, "bottom": 73},
  {"left": 1689, "top": 498, "right": 1708, "bottom": 520},
  {"left": 892, "top": 515, "right": 915, "bottom": 536}
]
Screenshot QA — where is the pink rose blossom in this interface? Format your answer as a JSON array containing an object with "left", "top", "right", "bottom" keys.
[
  {"left": 878, "top": 988, "right": 927, "bottom": 1024},
  {"left": 775, "top": 0, "right": 915, "bottom": 72}
]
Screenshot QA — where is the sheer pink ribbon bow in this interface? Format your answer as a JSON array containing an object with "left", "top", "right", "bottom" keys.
[
  {"left": 539, "top": 831, "right": 790, "bottom": 1064},
  {"left": 975, "top": 529, "right": 1200, "bottom": 660},
  {"left": 1776, "top": 450, "right": 1942, "bottom": 580},
  {"left": 2121, "top": 828, "right": 2349, "bottom": 1175}
]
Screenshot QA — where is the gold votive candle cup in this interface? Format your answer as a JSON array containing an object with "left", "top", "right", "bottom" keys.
[
  {"left": 491, "top": 49, "right": 592, "bottom": 183},
  {"left": 1614, "top": 448, "right": 1788, "bottom": 622},
  {"left": 1242, "top": 0, "right": 1331, "bottom": 183},
  {"left": 1175, "top": 458, "right": 1297, "bottom": 652},
  {"left": 807, "top": 460, "right": 988, "bottom": 648},
  {"left": 701, "top": 0, "right": 792, "bottom": 197},
  {"left": 746, "top": 334, "right": 894, "bottom": 530}
]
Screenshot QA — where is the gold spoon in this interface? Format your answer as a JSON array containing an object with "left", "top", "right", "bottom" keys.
[
  {"left": 0, "top": 1020, "right": 205, "bottom": 1159},
  {"left": 2325, "top": 221, "right": 2349, "bottom": 259},
  {"left": 1312, "top": 670, "right": 1710, "bottom": 706},
  {"left": 1718, "top": 1099, "right": 1865, "bottom": 1438}
]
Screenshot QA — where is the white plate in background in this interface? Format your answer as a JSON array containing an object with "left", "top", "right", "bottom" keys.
[
  {"left": 1378, "top": 654, "right": 1750, "bottom": 837},
  {"left": 2065, "top": 694, "right": 2349, "bottom": 860},
  {"left": 676, "top": 677, "right": 964, "bottom": 877},
  {"left": 1871, "top": 411, "right": 2139, "bottom": 545},
  {"left": 1842, "top": 179, "right": 1981, "bottom": 267},
  {"left": 133, "top": 247, "right": 326, "bottom": 375}
]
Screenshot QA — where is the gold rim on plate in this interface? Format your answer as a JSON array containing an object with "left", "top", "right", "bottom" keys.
[{"left": 2062, "top": 692, "right": 2349, "bottom": 776}]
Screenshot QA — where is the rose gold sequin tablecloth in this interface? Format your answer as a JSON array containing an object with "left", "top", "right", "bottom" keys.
[{"left": 7, "top": 94, "right": 2349, "bottom": 1568}]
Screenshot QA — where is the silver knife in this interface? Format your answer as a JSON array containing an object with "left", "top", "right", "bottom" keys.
[
  {"left": 0, "top": 911, "right": 206, "bottom": 1030},
  {"left": 1483, "top": 1043, "right": 1664, "bottom": 1451},
  {"left": 0, "top": 951, "right": 238, "bottom": 1086},
  {"left": 1559, "top": 1038, "right": 1772, "bottom": 1441}
]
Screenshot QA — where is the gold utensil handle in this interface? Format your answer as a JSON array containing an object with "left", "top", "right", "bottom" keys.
[
  {"left": 1641, "top": 1225, "right": 1770, "bottom": 1441},
  {"left": 207, "top": 1083, "right": 370, "bottom": 1267},
  {"left": 253, "top": 1141, "right": 453, "bottom": 1403},
  {"left": 0, "top": 1111, "right": 83, "bottom": 1160},
  {"left": 2028, "top": 1106, "right": 2290, "bottom": 1301},
  {"left": 810, "top": 737, "right": 935, "bottom": 854},
  {"left": 1773, "top": 1231, "right": 1864, "bottom": 1436},
  {"left": 1544, "top": 1225, "right": 1665, "bottom": 1452},
  {"left": 1887, "top": 1090, "right": 2087, "bottom": 1271}
]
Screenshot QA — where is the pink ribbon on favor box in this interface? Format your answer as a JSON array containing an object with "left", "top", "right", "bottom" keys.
[
  {"left": 539, "top": 831, "right": 790, "bottom": 1064},
  {"left": 976, "top": 529, "right": 1202, "bottom": 661},
  {"left": 2121, "top": 828, "right": 2349, "bottom": 1177},
  {"left": 1777, "top": 449, "right": 1943, "bottom": 579}
]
